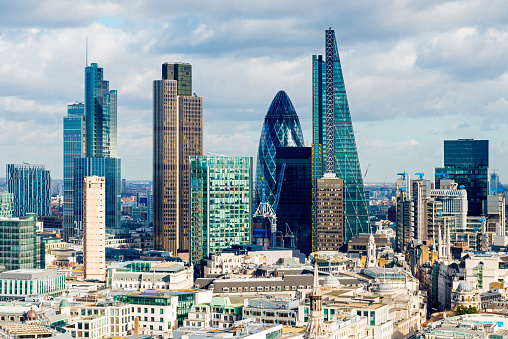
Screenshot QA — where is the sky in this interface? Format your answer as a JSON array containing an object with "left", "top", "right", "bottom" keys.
[{"left": 1, "top": 0, "right": 508, "bottom": 183}]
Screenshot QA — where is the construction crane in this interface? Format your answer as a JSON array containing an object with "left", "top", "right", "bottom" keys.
[
  {"left": 415, "top": 172, "right": 424, "bottom": 179},
  {"left": 364, "top": 164, "right": 370, "bottom": 178},
  {"left": 254, "top": 163, "right": 286, "bottom": 247}
]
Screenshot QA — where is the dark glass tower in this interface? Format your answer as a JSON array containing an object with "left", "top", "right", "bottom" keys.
[
  {"left": 435, "top": 139, "right": 489, "bottom": 216},
  {"left": 275, "top": 147, "right": 312, "bottom": 255},
  {"left": 255, "top": 91, "right": 305, "bottom": 209},
  {"left": 312, "top": 28, "right": 369, "bottom": 248}
]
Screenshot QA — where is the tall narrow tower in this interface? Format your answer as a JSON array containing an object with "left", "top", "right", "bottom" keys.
[
  {"left": 304, "top": 257, "right": 327, "bottom": 339},
  {"left": 312, "top": 28, "right": 369, "bottom": 249},
  {"left": 83, "top": 176, "right": 106, "bottom": 281},
  {"left": 153, "top": 63, "right": 203, "bottom": 254}
]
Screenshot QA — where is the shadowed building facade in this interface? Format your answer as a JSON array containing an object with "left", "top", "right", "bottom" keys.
[
  {"left": 7, "top": 164, "right": 51, "bottom": 218},
  {"left": 153, "top": 62, "right": 203, "bottom": 254}
]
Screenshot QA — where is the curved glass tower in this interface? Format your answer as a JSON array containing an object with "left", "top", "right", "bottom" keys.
[{"left": 255, "top": 90, "right": 305, "bottom": 208}]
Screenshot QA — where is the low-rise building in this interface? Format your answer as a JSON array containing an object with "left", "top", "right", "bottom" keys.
[
  {"left": 242, "top": 297, "right": 299, "bottom": 326},
  {"left": 173, "top": 320, "right": 285, "bottom": 339},
  {"left": 0, "top": 269, "right": 66, "bottom": 301},
  {"left": 107, "top": 261, "right": 193, "bottom": 291}
]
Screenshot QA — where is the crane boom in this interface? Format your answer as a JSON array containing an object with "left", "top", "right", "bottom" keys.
[{"left": 273, "top": 163, "right": 286, "bottom": 214}]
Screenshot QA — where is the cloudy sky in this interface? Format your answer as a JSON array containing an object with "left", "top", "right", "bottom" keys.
[{"left": 1, "top": 0, "right": 508, "bottom": 183}]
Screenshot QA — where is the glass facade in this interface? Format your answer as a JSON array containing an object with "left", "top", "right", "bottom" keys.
[
  {"left": 189, "top": 156, "right": 252, "bottom": 265},
  {"left": 436, "top": 139, "right": 489, "bottom": 216},
  {"left": 63, "top": 103, "right": 85, "bottom": 241},
  {"left": 64, "top": 63, "right": 120, "bottom": 242},
  {"left": 274, "top": 147, "right": 312, "bottom": 255},
  {"left": 73, "top": 157, "right": 121, "bottom": 239},
  {"left": 0, "top": 214, "right": 37, "bottom": 271},
  {"left": 312, "top": 29, "right": 369, "bottom": 248},
  {"left": 255, "top": 91, "right": 305, "bottom": 209},
  {"left": 85, "top": 63, "right": 117, "bottom": 158},
  {"left": 6, "top": 164, "right": 50, "bottom": 218},
  {"left": 0, "top": 193, "right": 13, "bottom": 218}
]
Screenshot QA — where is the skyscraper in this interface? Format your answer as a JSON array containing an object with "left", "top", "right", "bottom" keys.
[
  {"left": 255, "top": 90, "right": 305, "bottom": 209},
  {"left": 7, "top": 164, "right": 51, "bottom": 218},
  {"left": 153, "top": 62, "right": 203, "bottom": 254},
  {"left": 63, "top": 63, "right": 121, "bottom": 242},
  {"left": 312, "top": 28, "right": 369, "bottom": 248},
  {"left": 189, "top": 156, "right": 252, "bottom": 264},
  {"left": 435, "top": 139, "right": 489, "bottom": 216},
  {"left": 63, "top": 103, "right": 85, "bottom": 240},
  {"left": 83, "top": 176, "right": 106, "bottom": 281},
  {"left": 0, "top": 213, "right": 37, "bottom": 271},
  {"left": 275, "top": 147, "right": 312, "bottom": 254}
]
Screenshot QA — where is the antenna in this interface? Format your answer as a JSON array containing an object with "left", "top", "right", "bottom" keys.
[{"left": 86, "top": 36, "right": 88, "bottom": 66}]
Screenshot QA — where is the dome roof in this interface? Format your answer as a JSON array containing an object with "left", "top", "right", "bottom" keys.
[
  {"left": 59, "top": 300, "right": 70, "bottom": 308},
  {"left": 324, "top": 275, "right": 340, "bottom": 287},
  {"left": 376, "top": 283, "right": 393, "bottom": 291},
  {"left": 25, "top": 308, "right": 37, "bottom": 320},
  {"left": 456, "top": 281, "right": 474, "bottom": 292}
]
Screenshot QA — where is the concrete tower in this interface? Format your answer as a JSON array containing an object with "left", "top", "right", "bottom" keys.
[{"left": 83, "top": 176, "right": 106, "bottom": 281}]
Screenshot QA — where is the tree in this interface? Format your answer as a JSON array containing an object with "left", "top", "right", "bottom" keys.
[{"left": 457, "top": 306, "right": 479, "bottom": 315}]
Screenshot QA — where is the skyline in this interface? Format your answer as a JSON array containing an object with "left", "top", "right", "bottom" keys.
[{"left": 2, "top": 1, "right": 508, "bottom": 182}]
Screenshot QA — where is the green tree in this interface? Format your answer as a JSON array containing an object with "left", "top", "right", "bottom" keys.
[{"left": 456, "top": 306, "right": 479, "bottom": 315}]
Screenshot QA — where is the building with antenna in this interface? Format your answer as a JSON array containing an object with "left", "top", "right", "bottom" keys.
[{"left": 311, "top": 28, "right": 369, "bottom": 251}]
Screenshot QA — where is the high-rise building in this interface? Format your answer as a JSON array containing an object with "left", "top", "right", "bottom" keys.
[
  {"left": 395, "top": 176, "right": 414, "bottom": 253},
  {"left": 83, "top": 176, "right": 106, "bottom": 281},
  {"left": 153, "top": 62, "right": 203, "bottom": 254},
  {"left": 85, "top": 63, "right": 117, "bottom": 158},
  {"left": 7, "top": 164, "right": 51, "bottom": 218},
  {"left": 275, "top": 147, "right": 312, "bottom": 254},
  {"left": 189, "top": 156, "right": 252, "bottom": 265},
  {"left": 73, "top": 157, "right": 121, "bottom": 239},
  {"left": 63, "top": 103, "right": 85, "bottom": 240},
  {"left": 63, "top": 63, "right": 121, "bottom": 242},
  {"left": 435, "top": 139, "right": 488, "bottom": 216},
  {"left": 0, "top": 213, "right": 37, "bottom": 271},
  {"left": 315, "top": 175, "right": 344, "bottom": 251},
  {"left": 0, "top": 193, "right": 13, "bottom": 218},
  {"left": 484, "top": 195, "right": 506, "bottom": 235},
  {"left": 311, "top": 28, "right": 369, "bottom": 248},
  {"left": 255, "top": 91, "right": 305, "bottom": 209}
]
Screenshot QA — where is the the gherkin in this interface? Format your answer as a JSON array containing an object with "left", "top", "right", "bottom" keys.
[{"left": 255, "top": 91, "right": 305, "bottom": 208}]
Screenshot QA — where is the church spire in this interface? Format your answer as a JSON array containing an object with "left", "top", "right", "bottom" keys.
[{"left": 304, "top": 254, "right": 327, "bottom": 339}]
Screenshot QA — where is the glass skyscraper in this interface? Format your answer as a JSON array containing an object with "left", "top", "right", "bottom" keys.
[
  {"left": 72, "top": 157, "right": 121, "bottom": 240},
  {"left": 63, "top": 103, "right": 85, "bottom": 240},
  {"left": 0, "top": 193, "right": 13, "bottom": 218},
  {"left": 255, "top": 90, "right": 305, "bottom": 209},
  {"left": 189, "top": 156, "right": 252, "bottom": 265},
  {"left": 0, "top": 213, "right": 37, "bottom": 271},
  {"left": 435, "top": 139, "right": 489, "bottom": 216},
  {"left": 7, "top": 164, "right": 51, "bottom": 218},
  {"left": 312, "top": 28, "right": 369, "bottom": 248},
  {"left": 63, "top": 63, "right": 121, "bottom": 242},
  {"left": 275, "top": 147, "right": 312, "bottom": 255}
]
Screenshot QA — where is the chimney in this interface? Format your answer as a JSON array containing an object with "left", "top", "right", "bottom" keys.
[{"left": 134, "top": 317, "right": 139, "bottom": 334}]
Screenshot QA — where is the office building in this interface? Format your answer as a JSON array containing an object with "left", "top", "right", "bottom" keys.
[
  {"left": 7, "top": 164, "right": 50, "bottom": 218},
  {"left": 484, "top": 195, "right": 506, "bottom": 235},
  {"left": 189, "top": 156, "right": 252, "bottom": 265},
  {"left": 83, "top": 176, "right": 106, "bottom": 281},
  {"left": 395, "top": 176, "right": 414, "bottom": 253},
  {"left": 72, "top": 157, "right": 120, "bottom": 241},
  {"left": 153, "top": 62, "right": 203, "bottom": 254},
  {"left": 254, "top": 90, "right": 305, "bottom": 209},
  {"left": 275, "top": 147, "right": 312, "bottom": 254},
  {"left": 311, "top": 28, "right": 369, "bottom": 248},
  {"left": 435, "top": 139, "right": 488, "bottom": 216},
  {"left": 0, "top": 214, "right": 37, "bottom": 271},
  {"left": 63, "top": 103, "right": 85, "bottom": 241},
  {"left": 315, "top": 175, "right": 344, "bottom": 251},
  {"left": 0, "top": 269, "right": 65, "bottom": 301},
  {"left": 63, "top": 63, "right": 121, "bottom": 242},
  {"left": 0, "top": 193, "right": 12, "bottom": 218}
]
